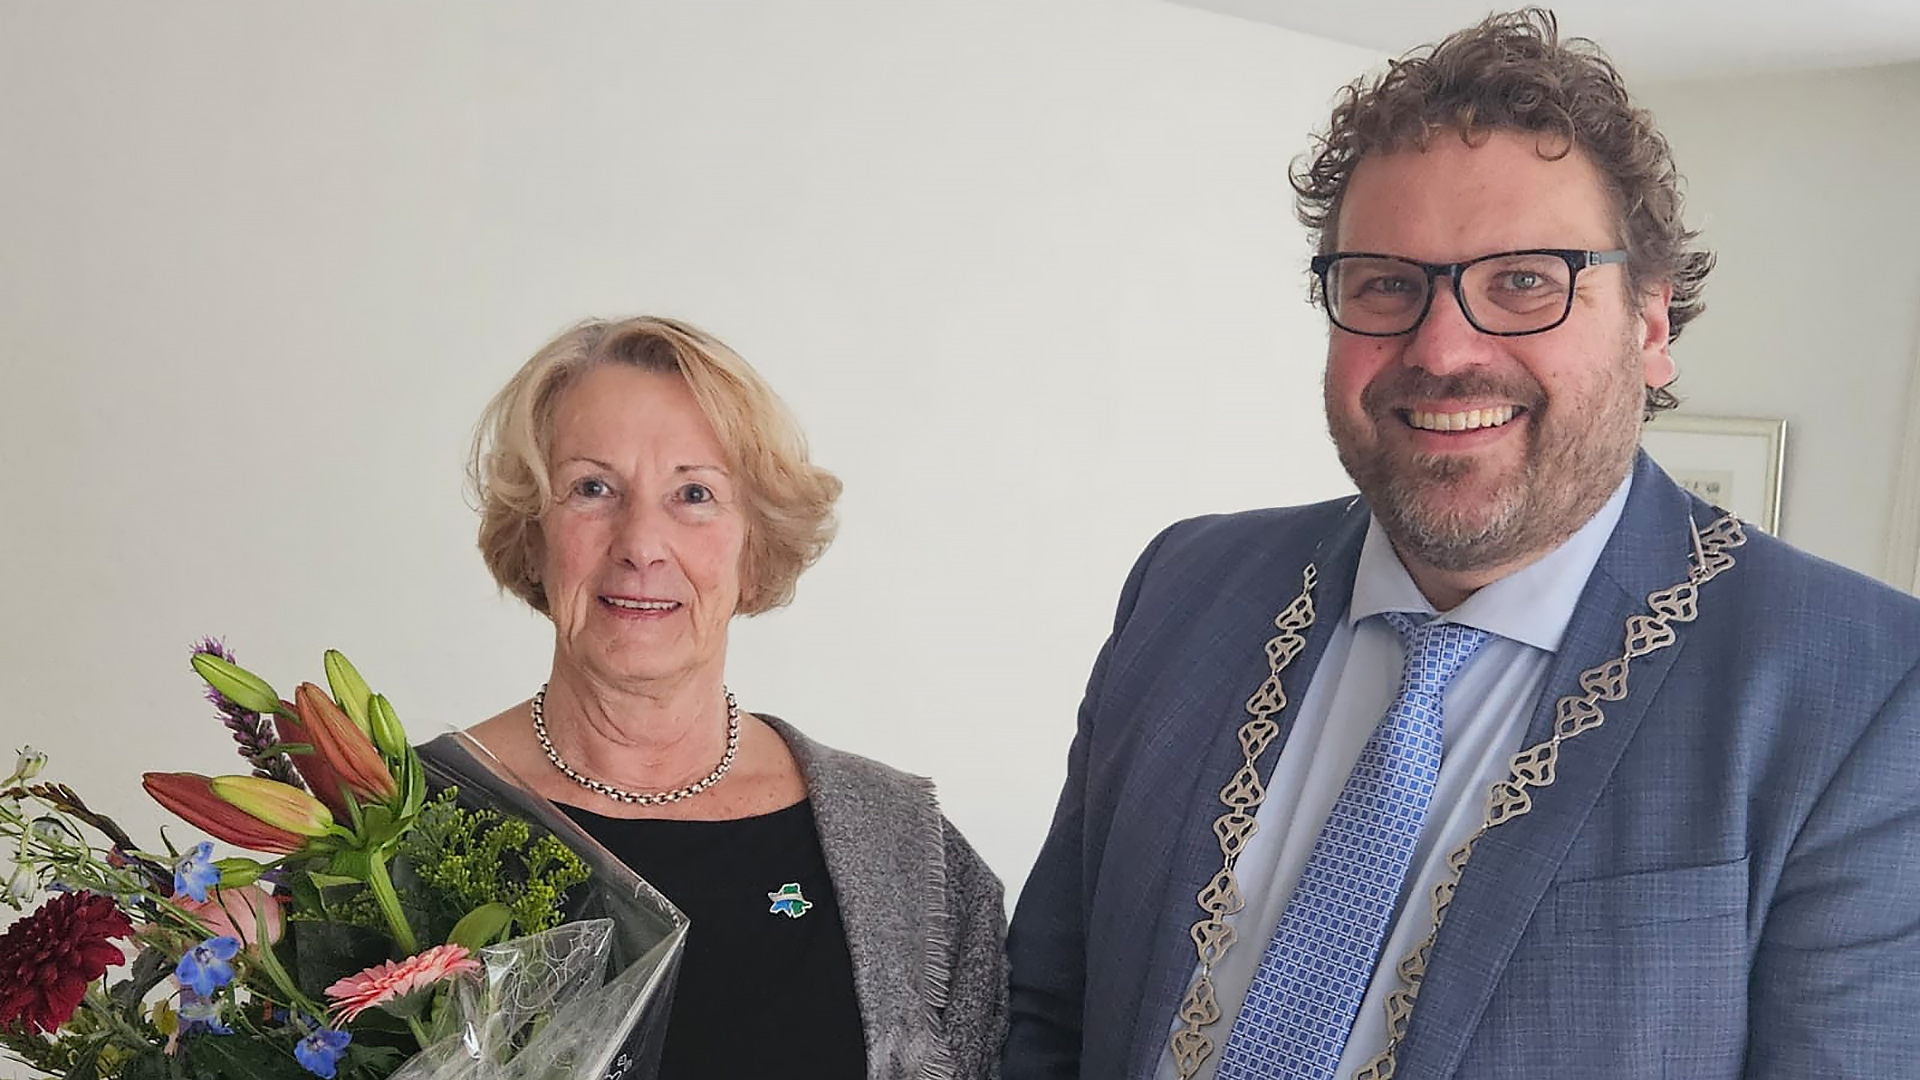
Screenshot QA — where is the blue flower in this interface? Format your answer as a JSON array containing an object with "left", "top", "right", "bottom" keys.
[
  {"left": 294, "top": 1024, "right": 352, "bottom": 1078},
  {"left": 173, "top": 841, "right": 220, "bottom": 902},
  {"left": 174, "top": 936, "right": 241, "bottom": 997},
  {"left": 176, "top": 987, "right": 232, "bottom": 1036}
]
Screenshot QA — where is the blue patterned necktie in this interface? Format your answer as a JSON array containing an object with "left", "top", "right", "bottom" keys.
[{"left": 1215, "top": 613, "right": 1493, "bottom": 1080}]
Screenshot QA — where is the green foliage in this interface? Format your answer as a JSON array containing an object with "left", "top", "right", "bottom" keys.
[
  {"left": 1, "top": 1004, "right": 154, "bottom": 1079},
  {"left": 0, "top": 1022, "right": 61, "bottom": 1075},
  {"left": 340, "top": 1041, "right": 407, "bottom": 1079},
  {"left": 114, "top": 1047, "right": 174, "bottom": 1080},
  {"left": 297, "top": 790, "right": 591, "bottom": 948},
  {"left": 398, "top": 790, "right": 591, "bottom": 939},
  {"left": 108, "top": 950, "right": 177, "bottom": 1014},
  {"left": 445, "top": 903, "right": 512, "bottom": 952},
  {"left": 286, "top": 920, "right": 393, "bottom": 1002},
  {"left": 176, "top": 1034, "right": 312, "bottom": 1080}
]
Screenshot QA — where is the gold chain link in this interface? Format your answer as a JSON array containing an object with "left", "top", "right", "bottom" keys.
[{"left": 1171, "top": 564, "right": 1319, "bottom": 1079}]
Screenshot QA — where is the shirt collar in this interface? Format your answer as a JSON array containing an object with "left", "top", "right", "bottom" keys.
[{"left": 1348, "top": 470, "right": 1634, "bottom": 652}]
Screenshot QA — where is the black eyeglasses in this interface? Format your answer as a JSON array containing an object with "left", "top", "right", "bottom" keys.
[{"left": 1309, "top": 248, "right": 1628, "bottom": 337}]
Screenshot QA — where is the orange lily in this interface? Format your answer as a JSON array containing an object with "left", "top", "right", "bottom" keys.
[
  {"left": 141, "top": 772, "right": 322, "bottom": 855},
  {"left": 286, "top": 683, "right": 398, "bottom": 813},
  {"left": 273, "top": 707, "right": 351, "bottom": 820},
  {"left": 209, "top": 776, "right": 334, "bottom": 840}
]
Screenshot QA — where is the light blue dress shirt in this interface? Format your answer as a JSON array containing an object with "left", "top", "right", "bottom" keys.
[{"left": 1156, "top": 473, "right": 1633, "bottom": 1080}]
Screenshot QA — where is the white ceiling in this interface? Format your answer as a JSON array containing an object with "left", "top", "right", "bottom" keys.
[{"left": 1169, "top": 0, "right": 1920, "bottom": 80}]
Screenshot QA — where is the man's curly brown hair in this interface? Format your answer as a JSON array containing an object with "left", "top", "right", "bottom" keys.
[{"left": 1292, "top": 7, "right": 1713, "bottom": 414}]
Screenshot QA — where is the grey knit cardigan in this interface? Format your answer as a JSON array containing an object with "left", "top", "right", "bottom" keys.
[{"left": 759, "top": 716, "right": 1008, "bottom": 1080}]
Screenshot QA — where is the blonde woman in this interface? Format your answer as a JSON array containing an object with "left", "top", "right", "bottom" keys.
[{"left": 463, "top": 317, "right": 1005, "bottom": 1079}]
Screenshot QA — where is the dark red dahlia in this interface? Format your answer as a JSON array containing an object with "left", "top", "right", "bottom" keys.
[{"left": 0, "top": 891, "right": 133, "bottom": 1034}]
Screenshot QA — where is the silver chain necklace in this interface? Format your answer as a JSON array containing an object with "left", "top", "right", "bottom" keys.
[{"left": 530, "top": 683, "right": 741, "bottom": 805}]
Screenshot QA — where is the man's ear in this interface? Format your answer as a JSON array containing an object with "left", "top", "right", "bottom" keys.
[{"left": 1639, "top": 280, "right": 1676, "bottom": 390}]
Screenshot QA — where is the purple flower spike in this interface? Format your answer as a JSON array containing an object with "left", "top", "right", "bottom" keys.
[{"left": 191, "top": 638, "right": 304, "bottom": 789}]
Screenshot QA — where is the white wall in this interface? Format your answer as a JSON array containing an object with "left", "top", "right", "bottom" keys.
[
  {"left": 1636, "top": 63, "right": 1920, "bottom": 583},
  {"left": 0, "top": 1, "right": 1376, "bottom": 901}
]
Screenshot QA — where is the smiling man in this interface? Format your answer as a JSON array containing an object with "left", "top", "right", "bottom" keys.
[{"left": 1005, "top": 9, "right": 1920, "bottom": 1080}]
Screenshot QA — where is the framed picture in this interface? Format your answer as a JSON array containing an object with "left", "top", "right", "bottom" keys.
[{"left": 1641, "top": 414, "right": 1787, "bottom": 533}]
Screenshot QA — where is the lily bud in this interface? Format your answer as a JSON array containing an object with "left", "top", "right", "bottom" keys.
[
  {"left": 142, "top": 772, "right": 318, "bottom": 855},
  {"left": 210, "top": 776, "right": 333, "bottom": 842},
  {"left": 273, "top": 708, "right": 351, "bottom": 820},
  {"left": 322, "top": 650, "right": 374, "bottom": 737},
  {"left": 292, "top": 683, "right": 398, "bottom": 809},
  {"left": 191, "top": 654, "right": 283, "bottom": 716},
  {"left": 214, "top": 857, "right": 265, "bottom": 889},
  {"left": 366, "top": 695, "right": 409, "bottom": 762}
]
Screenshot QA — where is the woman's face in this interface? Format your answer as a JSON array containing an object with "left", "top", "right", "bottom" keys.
[{"left": 538, "top": 365, "right": 746, "bottom": 694}]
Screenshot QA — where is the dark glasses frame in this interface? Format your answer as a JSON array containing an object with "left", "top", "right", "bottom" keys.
[{"left": 1308, "top": 248, "right": 1629, "bottom": 337}]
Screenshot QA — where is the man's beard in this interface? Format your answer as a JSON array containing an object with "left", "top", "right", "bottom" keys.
[
  {"left": 1327, "top": 343, "right": 1644, "bottom": 576},
  {"left": 1354, "top": 448, "right": 1541, "bottom": 572}
]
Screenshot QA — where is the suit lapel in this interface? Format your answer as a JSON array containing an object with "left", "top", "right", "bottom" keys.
[
  {"left": 1390, "top": 455, "right": 1705, "bottom": 1079},
  {"left": 1124, "top": 498, "right": 1373, "bottom": 1077}
]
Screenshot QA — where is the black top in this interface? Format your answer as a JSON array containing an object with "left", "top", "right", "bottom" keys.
[{"left": 560, "top": 800, "right": 868, "bottom": 1080}]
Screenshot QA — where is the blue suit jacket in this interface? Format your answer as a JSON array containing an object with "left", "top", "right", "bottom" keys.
[{"left": 1005, "top": 454, "right": 1920, "bottom": 1079}]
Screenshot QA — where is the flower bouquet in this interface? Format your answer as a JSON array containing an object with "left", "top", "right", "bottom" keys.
[{"left": 0, "top": 641, "right": 686, "bottom": 1080}]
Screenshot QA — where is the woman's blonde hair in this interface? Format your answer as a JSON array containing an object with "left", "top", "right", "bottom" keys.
[{"left": 469, "top": 316, "right": 841, "bottom": 616}]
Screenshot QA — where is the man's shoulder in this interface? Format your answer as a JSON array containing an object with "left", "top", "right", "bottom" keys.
[
  {"left": 1621, "top": 464, "right": 1920, "bottom": 639},
  {"left": 1707, "top": 524, "right": 1920, "bottom": 635},
  {"left": 1101, "top": 496, "right": 1360, "bottom": 639},
  {"left": 1652, "top": 519, "right": 1920, "bottom": 700},
  {"left": 1143, "top": 495, "right": 1358, "bottom": 572}
]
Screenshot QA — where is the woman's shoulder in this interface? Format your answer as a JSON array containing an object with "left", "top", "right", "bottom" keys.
[
  {"left": 754, "top": 713, "right": 929, "bottom": 800},
  {"left": 756, "top": 713, "right": 944, "bottom": 853},
  {"left": 758, "top": 714, "right": 1002, "bottom": 896}
]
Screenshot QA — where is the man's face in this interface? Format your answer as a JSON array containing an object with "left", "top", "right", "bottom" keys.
[{"left": 1323, "top": 129, "right": 1675, "bottom": 584}]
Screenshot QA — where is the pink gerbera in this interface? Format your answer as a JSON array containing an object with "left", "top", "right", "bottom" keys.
[{"left": 323, "top": 943, "right": 482, "bottom": 1023}]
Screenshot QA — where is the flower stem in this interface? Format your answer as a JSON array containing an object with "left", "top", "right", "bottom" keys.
[
  {"left": 84, "top": 985, "right": 154, "bottom": 1050},
  {"left": 406, "top": 1015, "right": 432, "bottom": 1049},
  {"left": 365, "top": 850, "right": 418, "bottom": 955}
]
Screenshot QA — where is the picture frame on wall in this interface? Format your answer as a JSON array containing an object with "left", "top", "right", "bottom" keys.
[{"left": 1641, "top": 413, "right": 1788, "bottom": 533}]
